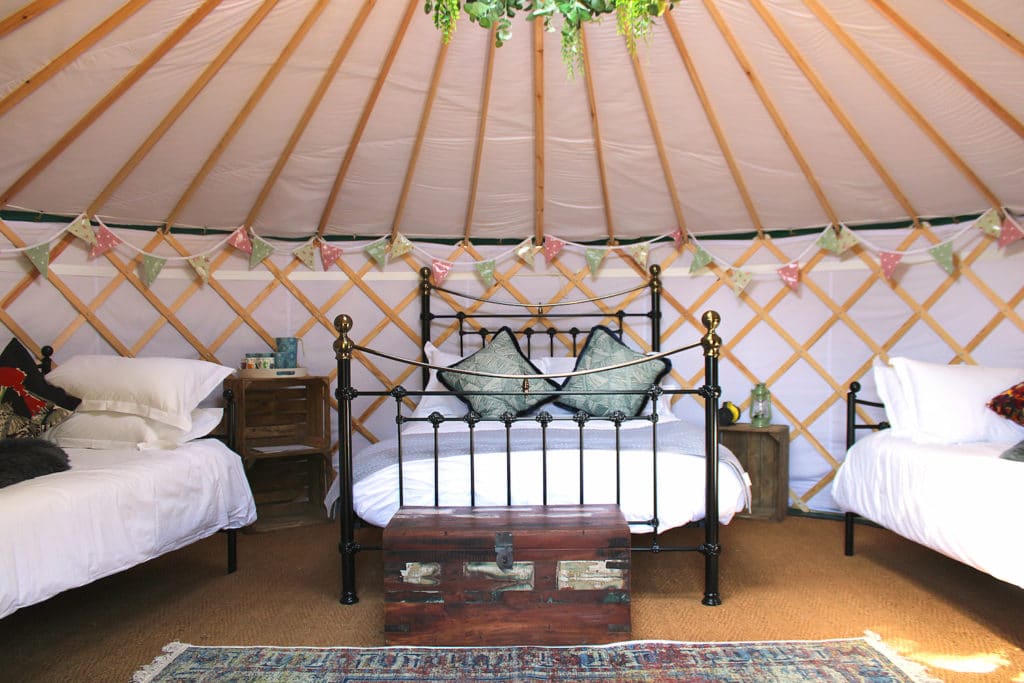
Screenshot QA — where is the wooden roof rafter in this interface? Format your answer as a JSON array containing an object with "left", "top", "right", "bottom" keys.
[
  {"left": 533, "top": 19, "right": 545, "bottom": 247},
  {"left": 463, "top": 29, "right": 498, "bottom": 243},
  {"left": 0, "top": 0, "right": 63, "bottom": 40},
  {"left": 944, "top": 0, "right": 1024, "bottom": 58},
  {"left": 578, "top": 25, "right": 617, "bottom": 239}
]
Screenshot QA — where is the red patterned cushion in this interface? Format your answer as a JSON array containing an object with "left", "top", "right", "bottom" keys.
[{"left": 989, "top": 380, "right": 1024, "bottom": 427}]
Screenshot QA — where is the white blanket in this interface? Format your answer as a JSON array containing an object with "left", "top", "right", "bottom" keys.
[
  {"left": 0, "top": 439, "right": 256, "bottom": 619},
  {"left": 833, "top": 430, "right": 1024, "bottom": 589}
]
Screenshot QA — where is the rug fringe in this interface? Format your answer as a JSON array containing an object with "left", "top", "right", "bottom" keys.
[
  {"left": 863, "top": 631, "right": 943, "bottom": 683},
  {"left": 131, "top": 642, "right": 191, "bottom": 683}
]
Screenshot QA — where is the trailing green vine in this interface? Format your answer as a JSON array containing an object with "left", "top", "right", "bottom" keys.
[{"left": 423, "top": 0, "right": 677, "bottom": 74}]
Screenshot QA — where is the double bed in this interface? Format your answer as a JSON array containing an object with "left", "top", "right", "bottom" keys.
[
  {"left": 0, "top": 343, "right": 256, "bottom": 619},
  {"left": 331, "top": 265, "right": 751, "bottom": 606},
  {"left": 834, "top": 357, "right": 1024, "bottom": 589}
]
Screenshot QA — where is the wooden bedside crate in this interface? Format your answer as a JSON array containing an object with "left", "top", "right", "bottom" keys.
[
  {"left": 383, "top": 504, "right": 631, "bottom": 646},
  {"left": 719, "top": 423, "right": 790, "bottom": 521}
]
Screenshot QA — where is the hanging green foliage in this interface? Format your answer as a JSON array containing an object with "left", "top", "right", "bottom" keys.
[{"left": 424, "top": 0, "right": 676, "bottom": 74}]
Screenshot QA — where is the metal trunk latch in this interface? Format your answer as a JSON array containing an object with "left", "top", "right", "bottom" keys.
[{"left": 494, "top": 531, "right": 513, "bottom": 571}]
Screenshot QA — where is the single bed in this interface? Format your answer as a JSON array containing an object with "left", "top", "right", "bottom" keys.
[
  {"left": 0, "top": 342, "right": 257, "bottom": 619},
  {"left": 834, "top": 357, "right": 1024, "bottom": 589},
  {"left": 331, "top": 265, "right": 751, "bottom": 607}
]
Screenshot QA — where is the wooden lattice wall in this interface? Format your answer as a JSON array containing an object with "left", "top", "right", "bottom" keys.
[{"left": 1, "top": 219, "right": 1021, "bottom": 511}]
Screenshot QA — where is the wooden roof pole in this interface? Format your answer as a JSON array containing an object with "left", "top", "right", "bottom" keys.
[
  {"left": 164, "top": 0, "right": 330, "bottom": 230},
  {"left": 663, "top": 12, "right": 763, "bottom": 237},
  {"left": 0, "top": 0, "right": 63, "bottom": 39},
  {"left": 316, "top": 0, "right": 418, "bottom": 237},
  {"left": 578, "top": 25, "right": 617, "bottom": 240},
  {"left": 533, "top": 19, "right": 545, "bottom": 246},
  {"left": 391, "top": 41, "right": 450, "bottom": 238},
  {"left": 802, "top": 0, "right": 1004, "bottom": 210},
  {"left": 88, "top": 0, "right": 280, "bottom": 217},
  {"left": 0, "top": 0, "right": 148, "bottom": 118},
  {"left": 463, "top": 30, "right": 498, "bottom": 243},
  {"left": 244, "top": 0, "right": 376, "bottom": 229},
  {"left": 702, "top": 0, "right": 840, "bottom": 226},
  {"left": 750, "top": 0, "right": 921, "bottom": 224},
  {"left": 1, "top": 0, "right": 225, "bottom": 207},
  {"left": 944, "top": 0, "right": 1024, "bottom": 57},
  {"left": 628, "top": 53, "right": 687, "bottom": 236},
  {"left": 866, "top": 0, "right": 1024, "bottom": 139}
]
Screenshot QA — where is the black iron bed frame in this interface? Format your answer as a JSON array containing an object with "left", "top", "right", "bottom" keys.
[
  {"left": 332, "top": 264, "right": 726, "bottom": 606},
  {"left": 842, "top": 381, "right": 890, "bottom": 556}
]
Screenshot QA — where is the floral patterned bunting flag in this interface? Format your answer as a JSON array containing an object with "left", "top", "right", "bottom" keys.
[
  {"left": 672, "top": 229, "right": 684, "bottom": 250},
  {"left": 585, "top": 248, "right": 605, "bottom": 276},
  {"left": 543, "top": 236, "right": 566, "bottom": 262},
  {"left": 928, "top": 242, "right": 955, "bottom": 275},
  {"left": 188, "top": 255, "right": 212, "bottom": 284},
  {"left": 89, "top": 222, "right": 122, "bottom": 258},
  {"left": 390, "top": 233, "right": 414, "bottom": 259},
  {"left": 293, "top": 241, "right": 317, "bottom": 270},
  {"left": 975, "top": 208, "right": 1001, "bottom": 238},
  {"left": 475, "top": 259, "right": 495, "bottom": 286},
  {"left": 139, "top": 254, "right": 166, "bottom": 286},
  {"left": 817, "top": 224, "right": 858, "bottom": 255},
  {"left": 319, "top": 240, "right": 343, "bottom": 270},
  {"left": 997, "top": 215, "right": 1024, "bottom": 248},
  {"left": 431, "top": 259, "right": 453, "bottom": 286},
  {"left": 515, "top": 238, "right": 538, "bottom": 266},
  {"left": 777, "top": 261, "right": 800, "bottom": 291},
  {"left": 365, "top": 238, "right": 388, "bottom": 267},
  {"left": 66, "top": 215, "right": 96, "bottom": 245},
  {"left": 730, "top": 269, "right": 752, "bottom": 296},
  {"left": 629, "top": 243, "right": 649, "bottom": 269},
  {"left": 228, "top": 226, "right": 252, "bottom": 254},
  {"left": 24, "top": 243, "right": 49, "bottom": 277},
  {"left": 688, "top": 247, "right": 712, "bottom": 274},
  {"left": 249, "top": 235, "right": 273, "bottom": 268},
  {"left": 879, "top": 251, "right": 902, "bottom": 279}
]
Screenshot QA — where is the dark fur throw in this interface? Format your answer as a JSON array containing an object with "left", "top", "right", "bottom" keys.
[{"left": 0, "top": 437, "right": 70, "bottom": 488}]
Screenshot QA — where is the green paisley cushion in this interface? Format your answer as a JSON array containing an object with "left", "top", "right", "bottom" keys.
[
  {"left": 438, "top": 328, "right": 559, "bottom": 418},
  {"left": 1000, "top": 440, "right": 1024, "bottom": 461},
  {"left": 555, "top": 325, "right": 671, "bottom": 417},
  {"left": 989, "top": 380, "right": 1024, "bottom": 428}
]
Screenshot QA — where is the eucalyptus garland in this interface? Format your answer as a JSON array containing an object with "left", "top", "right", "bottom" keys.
[{"left": 424, "top": 0, "right": 676, "bottom": 73}]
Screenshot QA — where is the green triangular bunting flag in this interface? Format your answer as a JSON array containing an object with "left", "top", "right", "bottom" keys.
[
  {"left": 188, "top": 255, "right": 212, "bottom": 284},
  {"left": 975, "top": 208, "right": 1001, "bottom": 237},
  {"left": 585, "top": 248, "right": 605, "bottom": 277},
  {"left": 928, "top": 242, "right": 955, "bottom": 275},
  {"left": 365, "top": 238, "right": 388, "bottom": 267},
  {"left": 66, "top": 215, "right": 96, "bottom": 245},
  {"left": 293, "top": 242, "right": 316, "bottom": 270},
  {"left": 689, "top": 247, "right": 712, "bottom": 274},
  {"left": 730, "top": 269, "right": 752, "bottom": 296},
  {"left": 475, "top": 259, "right": 495, "bottom": 286},
  {"left": 139, "top": 254, "right": 166, "bottom": 286},
  {"left": 24, "top": 244, "right": 49, "bottom": 277},
  {"left": 249, "top": 236, "right": 273, "bottom": 269}
]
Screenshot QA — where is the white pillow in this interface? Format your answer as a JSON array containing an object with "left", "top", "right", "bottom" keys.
[
  {"left": 872, "top": 362, "right": 915, "bottom": 437},
  {"left": 891, "top": 357, "right": 1024, "bottom": 445},
  {"left": 46, "top": 408, "right": 223, "bottom": 450},
  {"left": 46, "top": 355, "right": 234, "bottom": 431}
]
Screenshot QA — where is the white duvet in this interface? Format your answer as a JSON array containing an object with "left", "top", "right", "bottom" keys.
[
  {"left": 833, "top": 430, "right": 1024, "bottom": 590},
  {"left": 0, "top": 439, "right": 256, "bottom": 619}
]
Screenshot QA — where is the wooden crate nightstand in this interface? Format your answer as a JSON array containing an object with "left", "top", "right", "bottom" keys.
[
  {"left": 223, "top": 375, "right": 333, "bottom": 531},
  {"left": 719, "top": 423, "right": 790, "bottom": 521}
]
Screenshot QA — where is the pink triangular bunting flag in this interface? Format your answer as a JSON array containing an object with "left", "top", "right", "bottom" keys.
[
  {"left": 89, "top": 222, "right": 122, "bottom": 258},
  {"left": 997, "top": 216, "right": 1024, "bottom": 248},
  {"left": 543, "top": 236, "right": 566, "bottom": 262},
  {"left": 672, "top": 229, "right": 684, "bottom": 250},
  {"left": 431, "top": 259, "right": 453, "bottom": 287},
  {"left": 320, "top": 240, "right": 343, "bottom": 270},
  {"left": 777, "top": 262, "right": 800, "bottom": 291},
  {"left": 228, "top": 227, "right": 252, "bottom": 254},
  {"left": 880, "top": 251, "right": 902, "bottom": 279}
]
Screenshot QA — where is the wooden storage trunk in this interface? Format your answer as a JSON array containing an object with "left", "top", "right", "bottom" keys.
[{"left": 383, "top": 504, "right": 631, "bottom": 646}]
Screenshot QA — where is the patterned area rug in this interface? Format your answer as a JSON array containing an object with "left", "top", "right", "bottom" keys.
[{"left": 133, "top": 634, "right": 940, "bottom": 682}]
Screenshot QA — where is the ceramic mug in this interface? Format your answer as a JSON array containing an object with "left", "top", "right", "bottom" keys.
[{"left": 275, "top": 337, "right": 299, "bottom": 368}]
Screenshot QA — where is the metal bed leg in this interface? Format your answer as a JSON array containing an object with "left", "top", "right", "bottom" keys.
[
  {"left": 226, "top": 529, "right": 237, "bottom": 573},
  {"left": 844, "top": 512, "right": 856, "bottom": 556}
]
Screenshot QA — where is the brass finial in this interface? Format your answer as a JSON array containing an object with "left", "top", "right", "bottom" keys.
[
  {"left": 701, "top": 310, "right": 721, "bottom": 359},
  {"left": 333, "top": 314, "right": 354, "bottom": 359}
]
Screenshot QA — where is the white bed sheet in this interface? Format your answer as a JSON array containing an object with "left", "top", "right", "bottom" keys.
[
  {"left": 0, "top": 438, "right": 257, "bottom": 619},
  {"left": 833, "top": 430, "right": 1024, "bottom": 589},
  {"left": 345, "top": 420, "right": 751, "bottom": 531}
]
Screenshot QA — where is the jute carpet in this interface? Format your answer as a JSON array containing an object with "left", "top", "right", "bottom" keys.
[
  {"left": 131, "top": 636, "right": 937, "bottom": 682},
  {"left": 2, "top": 516, "right": 1021, "bottom": 682}
]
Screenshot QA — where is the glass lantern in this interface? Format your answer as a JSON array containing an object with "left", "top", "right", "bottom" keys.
[{"left": 750, "top": 382, "right": 772, "bottom": 428}]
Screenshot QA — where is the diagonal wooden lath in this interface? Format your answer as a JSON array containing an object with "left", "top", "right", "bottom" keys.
[
  {"left": 0, "top": 0, "right": 148, "bottom": 119},
  {"left": 1, "top": 0, "right": 225, "bottom": 207},
  {"left": 866, "top": 0, "right": 1024, "bottom": 139}
]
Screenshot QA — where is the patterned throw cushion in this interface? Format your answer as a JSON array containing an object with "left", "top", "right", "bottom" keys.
[
  {"left": 0, "top": 339, "right": 80, "bottom": 438},
  {"left": 438, "top": 328, "right": 559, "bottom": 418},
  {"left": 555, "top": 325, "right": 671, "bottom": 417},
  {"left": 1000, "top": 440, "right": 1024, "bottom": 462},
  {"left": 989, "top": 380, "right": 1024, "bottom": 427}
]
